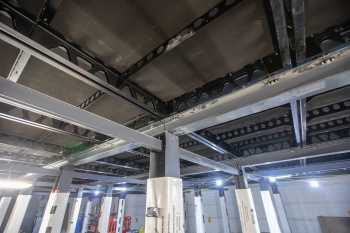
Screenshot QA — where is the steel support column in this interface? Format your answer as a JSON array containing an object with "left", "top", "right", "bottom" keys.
[
  {"left": 81, "top": 199, "right": 92, "bottom": 233},
  {"left": 3, "top": 188, "right": 33, "bottom": 233},
  {"left": 38, "top": 169, "right": 73, "bottom": 233},
  {"left": 218, "top": 189, "right": 230, "bottom": 233},
  {"left": 115, "top": 194, "right": 126, "bottom": 233},
  {"left": 259, "top": 179, "right": 282, "bottom": 233},
  {"left": 234, "top": 174, "right": 260, "bottom": 233},
  {"left": 194, "top": 190, "right": 205, "bottom": 233},
  {"left": 66, "top": 188, "right": 84, "bottom": 233},
  {"left": 97, "top": 186, "right": 113, "bottom": 233},
  {"left": 145, "top": 132, "right": 184, "bottom": 233},
  {"left": 271, "top": 184, "right": 292, "bottom": 233}
]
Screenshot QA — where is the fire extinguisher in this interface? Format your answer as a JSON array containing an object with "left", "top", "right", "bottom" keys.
[
  {"left": 122, "top": 216, "right": 132, "bottom": 233},
  {"left": 108, "top": 215, "right": 117, "bottom": 233}
]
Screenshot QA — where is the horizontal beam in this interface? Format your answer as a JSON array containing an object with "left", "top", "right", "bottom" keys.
[
  {"left": 0, "top": 22, "right": 161, "bottom": 116},
  {"left": 63, "top": 46, "right": 350, "bottom": 166},
  {"left": 0, "top": 78, "right": 161, "bottom": 151},
  {"left": 0, "top": 163, "right": 59, "bottom": 176},
  {"left": 71, "top": 171, "right": 145, "bottom": 185},
  {"left": 179, "top": 148, "right": 239, "bottom": 175},
  {"left": 253, "top": 159, "right": 350, "bottom": 177},
  {"left": 180, "top": 138, "right": 350, "bottom": 176}
]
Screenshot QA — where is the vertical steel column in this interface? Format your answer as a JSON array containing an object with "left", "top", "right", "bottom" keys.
[
  {"left": 145, "top": 132, "right": 184, "bottom": 233},
  {"left": 234, "top": 173, "right": 261, "bottom": 233},
  {"left": 194, "top": 189, "right": 205, "bottom": 233},
  {"left": 3, "top": 188, "right": 33, "bottom": 233},
  {"left": 218, "top": 189, "right": 230, "bottom": 233},
  {"left": 66, "top": 188, "right": 84, "bottom": 233},
  {"left": 97, "top": 186, "right": 113, "bottom": 233},
  {"left": 81, "top": 199, "right": 92, "bottom": 233},
  {"left": 38, "top": 169, "right": 73, "bottom": 233},
  {"left": 259, "top": 179, "right": 282, "bottom": 233},
  {"left": 0, "top": 194, "right": 12, "bottom": 227},
  {"left": 271, "top": 184, "right": 292, "bottom": 233},
  {"left": 115, "top": 194, "right": 126, "bottom": 233}
]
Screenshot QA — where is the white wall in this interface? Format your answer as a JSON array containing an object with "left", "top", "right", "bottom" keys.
[
  {"left": 124, "top": 194, "right": 146, "bottom": 231},
  {"left": 277, "top": 174, "right": 350, "bottom": 233}
]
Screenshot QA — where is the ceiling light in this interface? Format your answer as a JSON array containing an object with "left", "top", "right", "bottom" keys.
[
  {"left": 309, "top": 180, "right": 319, "bottom": 188},
  {"left": 94, "top": 190, "right": 101, "bottom": 196},
  {"left": 114, "top": 187, "right": 127, "bottom": 192},
  {"left": 268, "top": 174, "right": 292, "bottom": 183},
  {"left": 268, "top": 177, "right": 277, "bottom": 183},
  {"left": 0, "top": 179, "right": 32, "bottom": 189},
  {"left": 215, "top": 179, "right": 223, "bottom": 187}
]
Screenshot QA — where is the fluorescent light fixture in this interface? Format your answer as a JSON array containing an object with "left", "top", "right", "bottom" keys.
[
  {"left": 268, "top": 174, "right": 292, "bottom": 183},
  {"left": 309, "top": 180, "right": 319, "bottom": 188},
  {"left": 215, "top": 179, "right": 223, "bottom": 187},
  {"left": 114, "top": 187, "right": 127, "bottom": 192},
  {"left": 94, "top": 190, "right": 101, "bottom": 196},
  {"left": 0, "top": 179, "right": 32, "bottom": 189}
]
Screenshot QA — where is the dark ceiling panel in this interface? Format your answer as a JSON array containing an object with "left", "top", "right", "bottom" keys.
[
  {"left": 50, "top": 0, "right": 221, "bottom": 71},
  {"left": 306, "top": 0, "right": 350, "bottom": 36},
  {"left": 130, "top": 0, "right": 273, "bottom": 101},
  {"left": 0, "top": 40, "right": 19, "bottom": 78}
]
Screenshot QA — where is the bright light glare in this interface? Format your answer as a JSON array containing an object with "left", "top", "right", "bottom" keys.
[
  {"left": 268, "top": 177, "right": 277, "bottom": 182},
  {"left": 0, "top": 179, "right": 32, "bottom": 189},
  {"left": 309, "top": 180, "right": 319, "bottom": 188},
  {"left": 215, "top": 179, "right": 223, "bottom": 187},
  {"left": 268, "top": 174, "right": 292, "bottom": 183},
  {"left": 94, "top": 190, "right": 101, "bottom": 196},
  {"left": 114, "top": 187, "right": 127, "bottom": 192}
]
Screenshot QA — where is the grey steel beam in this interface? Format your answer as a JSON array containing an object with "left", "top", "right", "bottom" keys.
[
  {"left": 0, "top": 112, "right": 98, "bottom": 143},
  {"left": 0, "top": 22, "right": 161, "bottom": 117},
  {"left": 179, "top": 148, "right": 239, "bottom": 175},
  {"left": 0, "top": 77, "right": 161, "bottom": 151},
  {"left": 61, "top": 46, "right": 350, "bottom": 166},
  {"left": 7, "top": 50, "right": 31, "bottom": 82},
  {"left": 0, "top": 163, "right": 59, "bottom": 176},
  {"left": 268, "top": 0, "right": 292, "bottom": 68},
  {"left": 291, "top": 0, "right": 306, "bottom": 65},
  {"left": 72, "top": 171, "right": 145, "bottom": 185},
  {"left": 180, "top": 138, "right": 350, "bottom": 176},
  {"left": 93, "top": 161, "right": 143, "bottom": 171},
  {"left": 290, "top": 99, "right": 302, "bottom": 145},
  {"left": 253, "top": 159, "right": 350, "bottom": 177},
  {"left": 188, "top": 131, "right": 239, "bottom": 158}
]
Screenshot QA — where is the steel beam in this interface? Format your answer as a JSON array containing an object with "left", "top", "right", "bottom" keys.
[
  {"left": 179, "top": 148, "right": 238, "bottom": 175},
  {"left": 188, "top": 131, "right": 239, "bottom": 158},
  {"left": 267, "top": 0, "right": 292, "bottom": 68},
  {"left": 71, "top": 172, "right": 145, "bottom": 185},
  {"left": 63, "top": 45, "right": 350, "bottom": 166},
  {"left": 7, "top": 50, "right": 31, "bottom": 82},
  {"left": 291, "top": 0, "right": 306, "bottom": 65},
  {"left": 254, "top": 159, "right": 350, "bottom": 177},
  {"left": 0, "top": 112, "right": 98, "bottom": 143},
  {"left": 0, "top": 22, "right": 161, "bottom": 116},
  {"left": 180, "top": 138, "right": 350, "bottom": 176},
  {"left": 0, "top": 77, "right": 161, "bottom": 151}
]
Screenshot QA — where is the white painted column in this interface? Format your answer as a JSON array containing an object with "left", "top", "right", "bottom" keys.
[
  {"left": 38, "top": 169, "right": 73, "bottom": 233},
  {"left": 0, "top": 196, "right": 12, "bottom": 227},
  {"left": 115, "top": 195, "right": 126, "bottom": 233},
  {"left": 194, "top": 190, "right": 205, "bottom": 233},
  {"left": 81, "top": 199, "right": 92, "bottom": 233},
  {"left": 271, "top": 184, "right": 292, "bottom": 233},
  {"left": 219, "top": 189, "right": 230, "bottom": 233},
  {"left": 97, "top": 186, "right": 113, "bottom": 233},
  {"left": 260, "top": 180, "right": 282, "bottom": 233},
  {"left": 3, "top": 189, "right": 32, "bottom": 233},
  {"left": 145, "top": 177, "right": 184, "bottom": 233},
  {"left": 235, "top": 174, "right": 260, "bottom": 233},
  {"left": 66, "top": 189, "right": 84, "bottom": 233}
]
